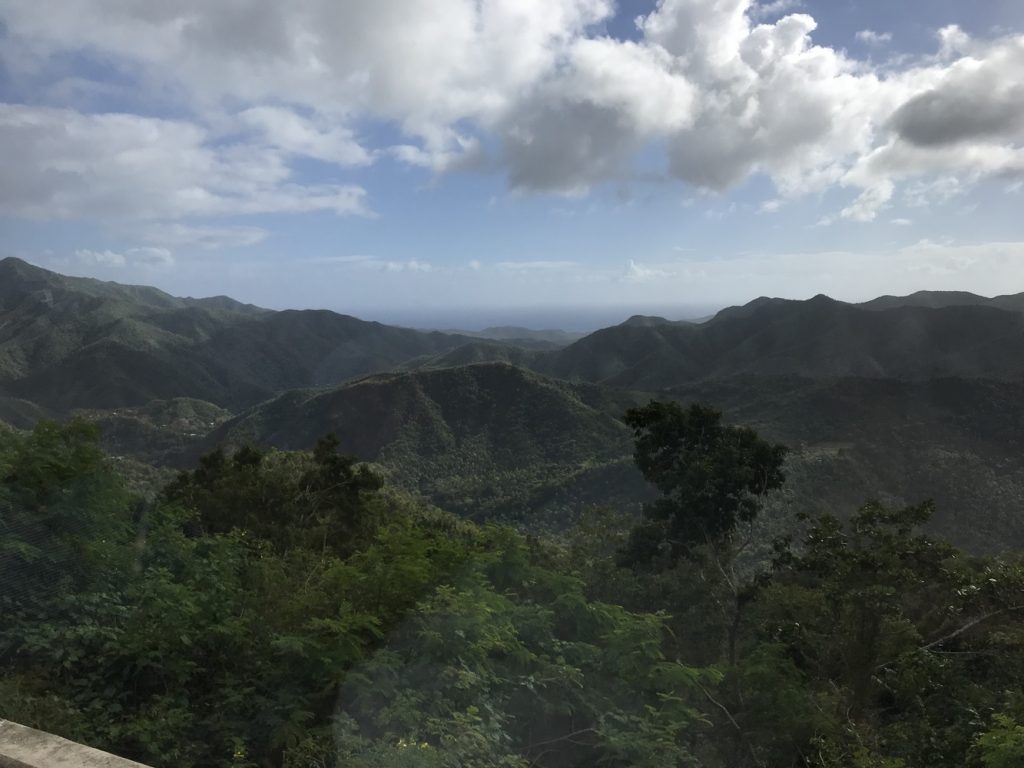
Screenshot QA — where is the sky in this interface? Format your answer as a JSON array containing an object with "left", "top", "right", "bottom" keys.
[{"left": 1, "top": 0, "right": 1024, "bottom": 329}]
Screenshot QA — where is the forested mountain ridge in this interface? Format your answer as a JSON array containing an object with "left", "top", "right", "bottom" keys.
[
  {"left": 859, "top": 288, "right": 1024, "bottom": 312},
  {"left": 179, "top": 367, "right": 1024, "bottom": 550},
  {"left": 6, "top": 258, "right": 1024, "bottom": 412},
  {"left": 536, "top": 294, "right": 1024, "bottom": 388},
  {"left": 0, "top": 257, "right": 478, "bottom": 412},
  {"left": 5, "top": 260, "right": 1024, "bottom": 548},
  {"left": 197, "top": 362, "right": 648, "bottom": 521},
  {"left": 437, "top": 325, "right": 586, "bottom": 347}
]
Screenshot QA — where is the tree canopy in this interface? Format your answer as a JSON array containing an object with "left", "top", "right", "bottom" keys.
[
  {"left": 2, "top": 415, "right": 1024, "bottom": 768},
  {"left": 621, "top": 401, "right": 787, "bottom": 566}
]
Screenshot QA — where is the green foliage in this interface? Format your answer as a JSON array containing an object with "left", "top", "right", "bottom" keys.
[
  {"left": 744, "top": 502, "right": 1024, "bottom": 767},
  {"left": 209, "top": 362, "right": 642, "bottom": 526},
  {"left": 0, "top": 425, "right": 707, "bottom": 768},
  {"left": 163, "top": 435, "right": 384, "bottom": 555},
  {"left": 977, "top": 715, "right": 1024, "bottom": 768},
  {"left": 4, "top": 416, "right": 1024, "bottom": 768},
  {"left": 621, "top": 401, "right": 787, "bottom": 565},
  {"left": 0, "top": 419, "right": 132, "bottom": 592},
  {"left": 335, "top": 529, "right": 708, "bottom": 768}
]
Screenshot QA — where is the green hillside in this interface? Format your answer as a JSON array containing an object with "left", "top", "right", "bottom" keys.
[
  {"left": 6, "top": 262, "right": 1024, "bottom": 551},
  {"left": 538, "top": 294, "right": 1024, "bottom": 388},
  {"left": 0, "top": 257, "right": 478, "bottom": 411},
  {"left": 200, "top": 362, "right": 649, "bottom": 522},
  {"left": 183, "top": 362, "right": 1024, "bottom": 551},
  {"left": 73, "top": 398, "right": 231, "bottom": 465}
]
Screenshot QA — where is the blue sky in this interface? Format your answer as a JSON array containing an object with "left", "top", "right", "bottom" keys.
[{"left": 1, "top": 0, "right": 1023, "bottom": 328}]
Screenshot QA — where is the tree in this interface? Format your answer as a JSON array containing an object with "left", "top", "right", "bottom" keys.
[
  {"left": 756, "top": 501, "right": 1024, "bottom": 766},
  {"left": 163, "top": 435, "right": 383, "bottom": 555},
  {"left": 620, "top": 401, "right": 787, "bottom": 566}
]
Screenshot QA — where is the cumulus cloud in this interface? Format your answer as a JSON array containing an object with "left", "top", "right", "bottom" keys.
[
  {"left": 889, "top": 73, "right": 1024, "bottom": 147},
  {"left": 0, "top": 1, "right": 1023, "bottom": 224}
]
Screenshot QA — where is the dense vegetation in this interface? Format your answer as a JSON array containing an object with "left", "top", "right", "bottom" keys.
[
  {"left": 4, "top": 261, "right": 1024, "bottom": 765},
  {"left": 3, "top": 417, "right": 1024, "bottom": 767},
  {"left": 6, "top": 259, "right": 1024, "bottom": 549},
  {"left": 201, "top": 363, "right": 647, "bottom": 524}
]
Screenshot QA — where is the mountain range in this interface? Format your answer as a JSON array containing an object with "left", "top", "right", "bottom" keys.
[
  {"left": 0, "top": 257, "right": 475, "bottom": 412},
  {"left": 4, "top": 255, "right": 1024, "bottom": 549}
]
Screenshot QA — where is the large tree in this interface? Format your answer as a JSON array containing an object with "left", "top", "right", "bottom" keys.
[{"left": 621, "top": 401, "right": 787, "bottom": 567}]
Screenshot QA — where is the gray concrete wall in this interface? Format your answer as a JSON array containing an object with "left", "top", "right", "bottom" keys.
[{"left": 0, "top": 720, "right": 152, "bottom": 768}]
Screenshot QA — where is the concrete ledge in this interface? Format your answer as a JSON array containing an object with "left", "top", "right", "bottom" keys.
[{"left": 0, "top": 720, "right": 152, "bottom": 768}]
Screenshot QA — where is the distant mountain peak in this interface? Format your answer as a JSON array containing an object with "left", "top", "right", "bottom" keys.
[
  {"left": 0, "top": 256, "right": 52, "bottom": 280},
  {"left": 621, "top": 315, "right": 671, "bottom": 327}
]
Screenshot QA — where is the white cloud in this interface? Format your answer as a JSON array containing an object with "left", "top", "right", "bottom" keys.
[
  {"left": 75, "top": 246, "right": 174, "bottom": 268},
  {"left": 393, "top": 259, "right": 433, "bottom": 273},
  {"left": 238, "top": 107, "right": 374, "bottom": 167},
  {"left": 904, "top": 176, "right": 963, "bottom": 208},
  {"left": 137, "top": 223, "right": 270, "bottom": 250},
  {"left": 624, "top": 259, "right": 671, "bottom": 283},
  {"left": 317, "top": 255, "right": 434, "bottom": 273},
  {"left": 841, "top": 180, "right": 894, "bottom": 222},
  {"left": 0, "top": 105, "right": 370, "bottom": 221},
  {"left": 0, "top": 1, "right": 1022, "bottom": 224},
  {"left": 856, "top": 29, "right": 893, "bottom": 46},
  {"left": 75, "top": 249, "right": 126, "bottom": 267}
]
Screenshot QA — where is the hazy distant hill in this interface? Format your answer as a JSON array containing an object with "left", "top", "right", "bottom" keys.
[
  {"left": 618, "top": 315, "right": 697, "bottom": 328},
  {"left": 537, "top": 294, "right": 1024, "bottom": 389},
  {"left": 439, "top": 326, "right": 586, "bottom": 348},
  {"left": 859, "top": 289, "right": 1024, "bottom": 313},
  {"left": 0, "top": 258, "right": 478, "bottom": 411},
  {"left": 198, "top": 362, "right": 648, "bottom": 522},
  {"left": 403, "top": 340, "right": 542, "bottom": 371}
]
